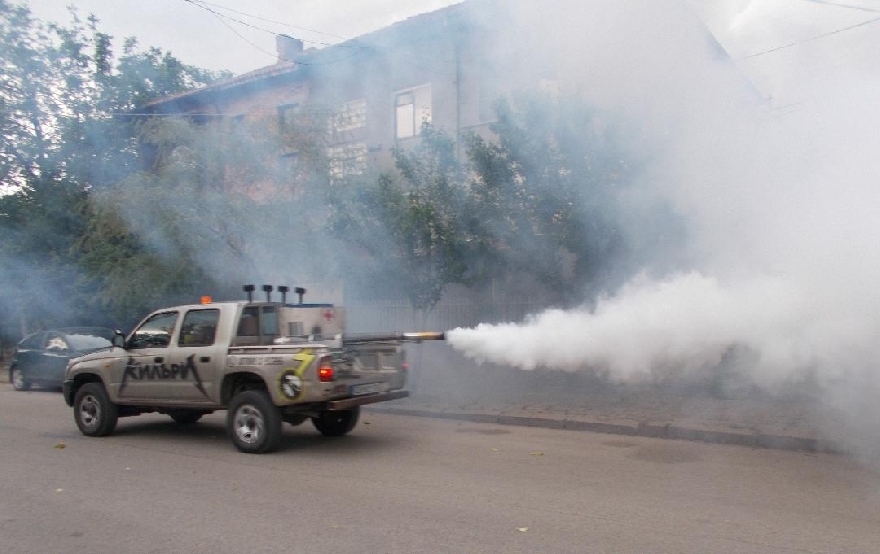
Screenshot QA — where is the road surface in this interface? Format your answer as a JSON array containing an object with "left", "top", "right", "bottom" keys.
[{"left": 1, "top": 385, "right": 878, "bottom": 553}]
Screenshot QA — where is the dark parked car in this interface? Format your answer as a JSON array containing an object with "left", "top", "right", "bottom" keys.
[{"left": 9, "top": 328, "right": 115, "bottom": 391}]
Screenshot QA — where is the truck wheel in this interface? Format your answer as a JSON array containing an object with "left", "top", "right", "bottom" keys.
[
  {"left": 73, "top": 382, "right": 119, "bottom": 437},
  {"left": 10, "top": 367, "right": 30, "bottom": 391},
  {"left": 227, "top": 391, "right": 282, "bottom": 454},
  {"left": 169, "top": 410, "right": 204, "bottom": 425},
  {"left": 312, "top": 407, "right": 360, "bottom": 437}
]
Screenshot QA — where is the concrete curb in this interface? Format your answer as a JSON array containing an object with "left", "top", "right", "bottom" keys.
[{"left": 365, "top": 405, "right": 843, "bottom": 454}]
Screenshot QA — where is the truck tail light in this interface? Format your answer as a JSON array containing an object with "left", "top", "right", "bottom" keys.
[{"left": 318, "top": 357, "right": 335, "bottom": 382}]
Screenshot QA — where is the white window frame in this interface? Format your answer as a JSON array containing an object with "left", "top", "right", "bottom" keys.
[{"left": 395, "top": 84, "right": 432, "bottom": 139}]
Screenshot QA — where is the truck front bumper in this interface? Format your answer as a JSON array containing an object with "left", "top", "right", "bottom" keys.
[
  {"left": 325, "top": 390, "right": 409, "bottom": 411},
  {"left": 62, "top": 379, "right": 75, "bottom": 406}
]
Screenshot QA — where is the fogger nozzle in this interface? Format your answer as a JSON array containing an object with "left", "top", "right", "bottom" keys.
[{"left": 342, "top": 331, "right": 446, "bottom": 344}]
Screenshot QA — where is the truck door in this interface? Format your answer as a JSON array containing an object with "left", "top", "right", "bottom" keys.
[
  {"left": 115, "top": 310, "right": 179, "bottom": 401},
  {"left": 165, "top": 307, "right": 222, "bottom": 403}
]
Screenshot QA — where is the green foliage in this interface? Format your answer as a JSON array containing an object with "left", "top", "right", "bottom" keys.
[
  {"left": 77, "top": 107, "right": 338, "bottom": 316},
  {"left": 0, "top": 2, "right": 228, "bottom": 338},
  {"left": 331, "top": 125, "right": 489, "bottom": 313},
  {"left": 466, "top": 93, "right": 635, "bottom": 302},
  {"left": 332, "top": 94, "right": 640, "bottom": 312}
]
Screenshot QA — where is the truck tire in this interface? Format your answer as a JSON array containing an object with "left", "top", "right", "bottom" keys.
[
  {"left": 312, "top": 407, "right": 360, "bottom": 437},
  {"left": 10, "top": 367, "right": 30, "bottom": 391},
  {"left": 73, "top": 382, "right": 119, "bottom": 437},
  {"left": 169, "top": 410, "right": 204, "bottom": 425},
  {"left": 227, "top": 390, "right": 282, "bottom": 453}
]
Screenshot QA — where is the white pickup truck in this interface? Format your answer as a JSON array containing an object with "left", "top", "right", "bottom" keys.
[{"left": 62, "top": 286, "right": 443, "bottom": 453}]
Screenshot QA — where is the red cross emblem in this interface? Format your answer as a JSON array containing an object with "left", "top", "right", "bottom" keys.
[{"left": 323, "top": 309, "right": 335, "bottom": 322}]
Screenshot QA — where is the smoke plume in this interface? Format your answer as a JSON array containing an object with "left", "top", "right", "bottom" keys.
[{"left": 447, "top": 0, "right": 880, "bottom": 453}]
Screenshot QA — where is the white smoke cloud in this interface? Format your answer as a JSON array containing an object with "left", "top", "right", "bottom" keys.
[{"left": 448, "top": 0, "right": 880, "bottom": 404}]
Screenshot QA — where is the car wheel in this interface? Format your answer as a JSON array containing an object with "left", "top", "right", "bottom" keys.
[
  {"left": 10, "top": 367, "right": 30, "bottom": 391},
  {"left": 227, "top": 390, "right": 282, "bottom": 453},
  {"left": 312, "top": 407, "right": 360, "bottom": 437},
  {"left": 73, "top": 382, "right": 119, "bottom": 437},
  {"left": 169, "top": 410, "right": 204, "bottom": 425}
]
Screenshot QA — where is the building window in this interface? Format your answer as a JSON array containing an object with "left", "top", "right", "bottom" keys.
[
  {"left": 334, "top": 99, "right": 367, "bottom": 134},
  {"left": 395, "top": 85, "right": 431, "bottom": 139},
  {"left": 277, "top": 103, "right": 299, "bottom": 128},
  {"left": 327, "top": 142, "right": 368, "bottom": 180},
  {"left": 279, "top": 152, "right": 297, "bottom": 177}
]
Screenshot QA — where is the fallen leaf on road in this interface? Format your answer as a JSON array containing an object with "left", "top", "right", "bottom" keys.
[
  {"left": 518, "top": 527, "right": 529, "bottom": 532},
  {"left": 54, "top": 443, "right": 65, "bottom": 449},
  {"left": 530, "top": 451, "right": 544, "bottom": 456},
  {"left": 55, "top": 488, "right": 64, "bottom": 493}
]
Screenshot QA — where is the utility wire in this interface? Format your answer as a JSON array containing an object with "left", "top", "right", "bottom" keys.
[
  {"left": 181, "top": 0, "right": 280, "bottom": 61},
  {"left": 740, "top": 14, "right": 880, "bottom": 58},
  {"left": 182, "top": 0, "right": 368, "bottom": 51},
  {"left": 187, "top": 0, "right": 349, "bottom": 42},
  {"left": 181, "top": 0, "right": 372, "bottom": 66},
  {"left": 794, "top": 0, "right": 880, "bottom": 13},
  {"left": 179, "top": 0, "right": 463, "bottom": 73}
]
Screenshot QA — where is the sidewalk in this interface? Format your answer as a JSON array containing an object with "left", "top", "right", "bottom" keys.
[{"left": 367, "top": 344, "right": 847, "bottom": 454}]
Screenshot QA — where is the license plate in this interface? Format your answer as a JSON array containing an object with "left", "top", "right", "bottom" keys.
[{"left": 351, "top": 382, "right": 387, "bottom": 396}]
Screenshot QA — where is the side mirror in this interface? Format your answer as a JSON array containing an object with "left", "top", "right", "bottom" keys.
[{"left": 113, "top": 330, "right": 127, "bottom": 349}]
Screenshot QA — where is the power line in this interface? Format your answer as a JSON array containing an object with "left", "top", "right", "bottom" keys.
[
  {"left": 181, "top": 0, "right": 379, "bottom": 66},
  {"left": 740, "top": 14, "right": 880, "bottom": 59},
  {"left": 181, "top": 0, "right": 280, "bottom": 61},
  {"left": 187, "top": 0, "right": 349, "bottom": 42},
  {"left": 793, "top": 0, "right": 880, "bottom": 13},
  {"left": 181, "top": 0, "right": 366, "bottom": 51},
  {"left": 180, "top": 0, "right": 462, "bottom": 75}
]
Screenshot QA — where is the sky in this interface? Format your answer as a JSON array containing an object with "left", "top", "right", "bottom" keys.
[
  {"left": 25, "top": 0, "right": 463, "bottom": 73},
  {"left": 22, "top": 0, "right": 880, "bottom": 109}
]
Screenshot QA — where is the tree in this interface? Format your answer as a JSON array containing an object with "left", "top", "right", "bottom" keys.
[
  {"left": 74, "top": 101, "right": 340, "bottom": 323},
  {"left": 465, "top": 93, "right": 638, "bottom": 303},
  {"left": 0, "top": 2, "right": 227, "bottom": 336},
  {"left": 332, "top": 92, "right": 653, "bottom": 315},
  {"left": 330, "top": 125, "right": 489, "bottom": 316}
]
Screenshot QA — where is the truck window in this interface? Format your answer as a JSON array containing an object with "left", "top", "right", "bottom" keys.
[
  {"left": 129, "top": 312, "right": 178, "bottom": 349},
  {"left": 179, "top": 309, "right": 220, "bottom": 347},
  {"left": 261, "top": 306, "right": 278, "bottom": 336},
  {"left": 237, "top": 307, "right": 259, "bottom": 337}
]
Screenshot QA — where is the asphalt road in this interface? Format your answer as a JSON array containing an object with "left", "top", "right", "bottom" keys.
[{"left": 1, "top": 385, "right": 879, "bottom": 554}]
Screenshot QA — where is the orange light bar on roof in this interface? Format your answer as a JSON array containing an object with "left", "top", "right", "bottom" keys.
[{"left": 201, "top": 296, "right": 212, "bottom": 304}]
